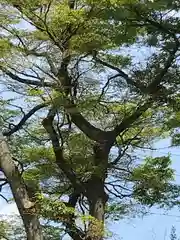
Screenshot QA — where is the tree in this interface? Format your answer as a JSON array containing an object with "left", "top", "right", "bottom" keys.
[
  {"left": 0, "top": 219, "right": 9, "bottom": 240},
  {"left": 170, "top": 226, "right": 180, "bottom": 240},
  {"left": 0, "top": 215, "right": 63, "bottom": 240},
  {"left": 0, "top": 0, "right": 180, "bottom": 239}
]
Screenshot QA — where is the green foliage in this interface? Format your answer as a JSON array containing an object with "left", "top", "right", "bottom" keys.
[
  {"left": 42, "top": 224, "right": 64, "bottom": 240},
  {"left": 0, "top": 220, "right": 9, "bottom": 239},
  {"left": 27, "top": 88, "right": 45, "bottom": 96},
  {"left": 0, "top": 39, "right": 12, "bottom": 58},
  {"left": 36, "top": 193, "right": 75, "bottom": 222},
  {"left": 172, "top": 133, "right": 180, "bottom": 146},
  {"left": 0, "top": 215, "right": 63, "bottom": 239},
  {"left": 132, "top": 156, "right": 176, "bottom": 206},
  {"left": 166, "top": 111, "right": 180, "bottom": 146},
  {"left": 105, "top": 202, "right": 132, "bottom": 221}
]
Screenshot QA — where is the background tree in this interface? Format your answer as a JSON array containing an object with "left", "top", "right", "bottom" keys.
[
  {"left": 0, "top": 215, "right": 64, "bottom": 240},
  {"left": 0, "top": 0, "right": 180, "bottom": 239},
  {"left": 170, "top": 226, "right": 180, "bottom": 240}
]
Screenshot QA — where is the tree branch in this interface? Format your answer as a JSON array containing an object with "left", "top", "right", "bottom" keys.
[
  {"left": 112, "top": 40, "right": 179, "bottom": 139},
  {"left": 0, "top": 193, "right": 9, "bottom": 203},
  {"left": 0, "top": 179, "right": 8, "bottom": 189},
  {"left": 1, "top": 66, "right": 55, "bottom": 88},
  {"left": 98, "top": 74, "right": 120, "bottom": 101},
  {"left": 42, "top": 108, "right": 79, "bottom": 187},
  {"left": 3, "top": 103, "right": 48, "bottom": 136},
  {"left": 9, "top": 66, "right": 44, "bottom": 81},
  {"left": 25, "top": 50, "right": 58, "bottom": 76},
  {"left": 113, "top": 100, "right": 152, "bottom": 138},
  {"left": 94, "top": 56, "right": 142, "bottom": 90},
  {"left": 65, "top": 191, "right": 86, "bottom": 240},
  {"left": 132, "top": 6, "right": 179, "bottom": 40},
  {"left": 65, "top": 102, "right": 113, "bottom": 143},
  {"left": 146, "top": 42, "right": 180, "bottom": 93}
]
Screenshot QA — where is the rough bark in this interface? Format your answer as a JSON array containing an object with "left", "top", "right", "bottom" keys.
[
  {"left": 65, "top": 192, "right": 86, "bottom": 240},
  {"left": 0, "top": 133, "right": 43, "bottom": 240},
  {"left": 86, "top": 177, "right": 108, "bottom": 240},
  {"left": 85, "top": 144, "right": 109, "bottom": 240}
]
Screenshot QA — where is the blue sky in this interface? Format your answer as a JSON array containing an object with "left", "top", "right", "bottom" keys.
[{"left": 109, "top": 139, "right": 180, "bottom": 240}]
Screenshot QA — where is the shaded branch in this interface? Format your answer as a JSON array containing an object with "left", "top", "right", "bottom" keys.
[
  {"left": 113, "top": 100, "right": 152, "bottom": 138},
  {"left": 3, "top": 103, "right": 48, "bottom": 136},
  {"left": 34, "top": 64, "right": 57, "bottom": 81},
  {"left": 1, "top": 67, "right": 55, "bottom": 88},
  {"left": 0, "top": 194, "right": 8, "bottom": 203},
  {"left": 104, "top": 185, "right": 122, "bottom": 199},
  {"left": 98, "top": 74, "right": 120, "bottom": 101},
  {"left": 111, "top": 127, "right": 144, "bottom": 166},
  {"left": 42, "top": 108, "right": 79, "bottom": 188},
  {"left": 132, "top": 6, "right": 179, "bottom": 40},
  {"left": 42, "top": 110, "right": 89, "bottom": 240},
  {"left": 105, "top": 184, "right": 132, "bottom": 199},
  {"left": 12, "top": 157, "right": 24, "bottom": 175},
  {"left": 0, "top": 178, "right": 8, "bottom": 196},
  {"left": 109, "top": 145, "right": 129, "bottom": 166},
  {"left": 49, "top": 43, "right": 113, "bottom": 143},
  {"left": 66, "top": 102, "right": 113, "bottom": 143},
  {"left": 9, "top": 66, "right": 45, "bottom": 81},
  {"left": 146, "top": 42, "right": 180, "bottom": 93},
  {"left": 0, "top": 178, "right": 7, "bottom": 182},
  {"left": 65, "top": 191, "right": 86, "bottom": 240},
  {"left": 25, "top": 50, "right": 58, "bottom": 76},
  {"left": 94, "top": 55, "right": 142, "bottom": 90},
  {"left": 7, "top": 103, "right": 26, "bottom": 116}
]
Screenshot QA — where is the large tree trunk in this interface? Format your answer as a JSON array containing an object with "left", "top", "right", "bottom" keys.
[
  {"left": 86, "top": 176, "right": 108, "bottom": 240},
  {"left": 85, "top": 143, "right": 109, "bottom": 240},
  {"left": 23, "top": 215, "right": 43, "bottom": 240},
  {"left": 0, "top": 133, "right": 43, "bottom": 240}
]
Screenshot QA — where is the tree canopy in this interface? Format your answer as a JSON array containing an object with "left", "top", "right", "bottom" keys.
[{"left": 0, "top": 0, "right": 180, "bottom": 239}]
